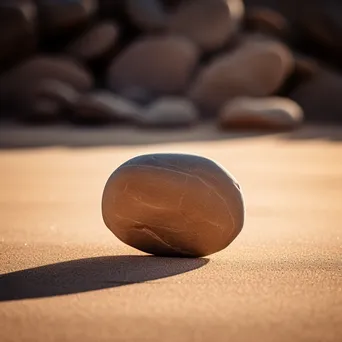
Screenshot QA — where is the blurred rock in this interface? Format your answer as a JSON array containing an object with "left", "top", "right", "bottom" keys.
[
  {"left": 107, "top": 36, "right": 199, "bottom": 96},
  {"left": 67, "top": 21, "right": 119, "bottom": 62},
  {"left": 219, "top": 96, "right": 303, "bottom": 130},
  {"left": 244, "top": 7, "right": 290, "bottom": 40},
  {"left": 0, "top": 0, "right": 37, "bottom": 71},
  {"left": 290, "top": 69, "right": 342, "bottom": 123},
  {"left": 168, "top": 0, "right": 244, "bottom": 51},
  {"left": 126, "top": 0, "right": 168, "bottom": 31},
  {"left": 189, "top": 38, "right": 294, "bottom": 112},
  {"left": 140, "top": 97, "right": 199, "bottom": 128},
  {"left": 0, "top": 56, "right": 93, "bottom": 111},
  {"left": 36, "top": 0, "right": 98, "bottom": 35},
  {"left": 72, "top": 90, "right": 142, "bottom": 124},
  {"left": 120, "top": 86, "right": 155, "bottom": 106}
]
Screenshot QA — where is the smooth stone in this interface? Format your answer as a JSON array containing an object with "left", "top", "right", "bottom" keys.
[
  {"left": 189, "top": 38, "right": 294, "bottom": 112},
  {"left": 219, "top": 96, "right": 303, "bottom": 130},
  {"left": 126, "top": 0, "right": 168, "bottom": 31},
  {"left": 72, "top": 90, "right": 142, "bottom": 123},
  {"left": 0, "top": 56, "right": 93, "bottom": 107},
  {"left": 35, "top": 0, "right": 97, "bottom": 34},
  {"left": 107, "top": 36, "right": 199, "bottom": 96},
  {"left": 140, "top": 97, "right": 199, "bottom": 127},
  {"left": 168, "top": 0, "right": 244, "bottom": 51},
  {"left": 102, "top": 153, "right": 245, "bottom": 257},
  {"left": 290, "top": 69, "right": 342, "bottom": 123},
  {"left": 66, "top": 21, "right": 119, "bottom": 61}
]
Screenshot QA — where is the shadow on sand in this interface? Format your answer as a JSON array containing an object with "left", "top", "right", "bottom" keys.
[{"left": 0, "top": 255, "right": 209, "bottom": 302}]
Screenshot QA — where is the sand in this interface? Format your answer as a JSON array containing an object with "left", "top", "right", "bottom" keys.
[{"left": 0, "top": 124, "right": 341, "bottom": 342}]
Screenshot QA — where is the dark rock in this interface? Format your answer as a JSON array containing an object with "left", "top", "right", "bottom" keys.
[
  {"left": 0, "top": 55, "right": 93, "bottom": 110},
  {"left": 102, "top": 153, "right": 245, "bottom": 257},
  {"left": 72, "top": 90, "right": 142, "bottom": 124}
]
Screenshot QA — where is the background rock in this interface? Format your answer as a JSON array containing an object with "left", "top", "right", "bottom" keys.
[
  {"left": 140, "top": 97, "right": 199, "bottom": 128},
  {"left": 168, "top": 0, "right": 244, "bottom": 51},
  {"left": 189, "top": 38, "right": 294, "bottom": 112},
  {"left": 72, "top": 90, "right": 142, "bottom": 124},
  {"left": 219, "top": 96, "right": 303, "bottom": 130},
  {"left": 107, "top": 36, "right": 199, "bottom": 96},
  {"left": 66, "top": 21, "right": 119, "bottom": 62}
]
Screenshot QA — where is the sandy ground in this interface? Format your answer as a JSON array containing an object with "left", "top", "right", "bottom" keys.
[{"left": 0, "top": 124, "right": 341, "bottom": 342}]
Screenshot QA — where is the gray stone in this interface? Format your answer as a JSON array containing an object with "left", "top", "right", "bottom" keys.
[
  {"left": 140, "top": 97, "right": 199, "bottom": 127},
  {"left": 102, "top": 153, "right": 245, "bottom": 257},
  {"left": 219, "top": 96, "right": 303, "bottom": 130}
]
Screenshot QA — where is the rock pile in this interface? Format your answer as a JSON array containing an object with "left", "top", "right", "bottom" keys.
[{"left": 1, "top": 0, "right": 341, "bottom": 128}]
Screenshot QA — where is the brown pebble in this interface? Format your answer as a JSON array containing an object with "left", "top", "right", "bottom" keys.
[
  {"left": 219, "top": 96, "right": 303, "bottom": 130},
  {"left": 102, "top": 153, "right": 244, "bottom": 257},
  {"left": 168, "top": 0, "right": 244, "bottom": 51},
  {"left": 67, "top": 21, "right": 119, "bottom": 61},
  {"left": 189, "top": 38, "right": 294, "bottom": 111},
  {"left": 107, "top": 36, "right": 199, "bottom": 96}
]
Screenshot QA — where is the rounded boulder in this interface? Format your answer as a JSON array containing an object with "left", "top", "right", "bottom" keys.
[{"left": 102, "top": 153, "right": 245, "bottom": 258}]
